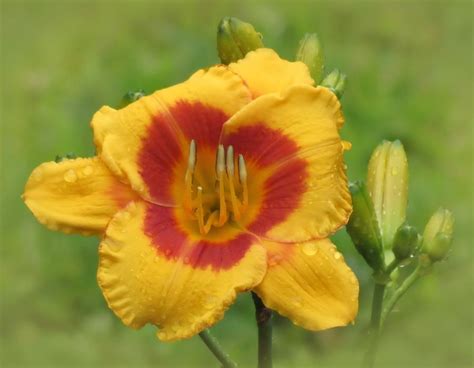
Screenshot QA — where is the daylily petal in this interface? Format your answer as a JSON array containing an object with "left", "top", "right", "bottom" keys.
[
  {"left": 91, "top": 66, "right": 252, "bottom": 206},
  {"left": 221, "top": 85, "right": 351, "bottom": 243},
  {"left": 254, "top": 239, "right": 359, "bottom": 330},
  {"left": 229, "top": 48, "right": 314, "bottom": 97},
  {"left": 23, "top": 157, "right": 138, "bottom": 235},
  {"left": 98, "top": 201, "right": 267, "bottom": 341}
]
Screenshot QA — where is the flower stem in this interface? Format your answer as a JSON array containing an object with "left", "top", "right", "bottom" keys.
[
  {"left": 381, "top": 264, "right": 423, "bottom": 326},
  {"left": 199, "top": 329, "right": 238, "bottom": 368},
  {"left": 363, "top": 283, "right": 386, "bottom": 368},
  {"left": 251, "top": 292, "right": 273, "bottom": 368}
]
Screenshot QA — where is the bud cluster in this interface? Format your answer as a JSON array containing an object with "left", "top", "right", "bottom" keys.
[{"left": 347, "top": 140, "right": 454, "bottom": 277}]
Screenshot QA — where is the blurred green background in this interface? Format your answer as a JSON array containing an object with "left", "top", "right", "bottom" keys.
[{"left": 1, "top": 1, "right": 472, "bottom": 367}]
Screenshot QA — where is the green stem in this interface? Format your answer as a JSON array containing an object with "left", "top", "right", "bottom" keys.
[
  {"left": 251, "top": 292, "right": 273, "bottom": 368},
  {"left": 385, "top": 258, "right": 399, "bottom": 275},
  {"left": 381, "top": 264, "right": 423, "bottom": 326},
  {"left": 363, "top": 283, "right": 386, "bottom": 368},
  {"left": 199, "top": 329, "right": 238, "bottom": 368}
]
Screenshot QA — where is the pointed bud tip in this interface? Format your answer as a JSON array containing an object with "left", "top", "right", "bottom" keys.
[
  {"left": 422, "top": 208, "right": 454, "bottom": 262},
  {"left": 296, "top": 33, "right": 324, "bottom": 83},
  {"left": 217, "top": 16, "right": 263, "bottom": 64},
  {"left": 321, "top": 69, "right": 346, "bottom": 98}
]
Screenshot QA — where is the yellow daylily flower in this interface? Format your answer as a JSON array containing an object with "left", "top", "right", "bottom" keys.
[{"left": 23, "top": 49, "right": 359, "bottom": 341}]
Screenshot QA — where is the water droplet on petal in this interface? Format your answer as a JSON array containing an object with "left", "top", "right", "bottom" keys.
[
  {"left": 32, "top": 169, "right": 43, "bottom": 182},
  {"left": 391, "top": 168, "right": 398, "bottom": 176},
  {"left": 64, "top": 169, "right": 77, "bottom": 183},
  {"left": 82, "top": 165, "right": 94, "bottom": 176},
  {"left": 302, "top": 243, "right": 318, "bottom": 256},
  {"left": 334, "top": 252, "right": 342, "bottom": 260},
  {"left": 204, "top": 296, "right": 218, "bottom": 309}
]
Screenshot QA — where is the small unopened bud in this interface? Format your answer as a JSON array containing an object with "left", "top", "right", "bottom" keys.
[
  {"left": 121, "top": 89, "right": 145, "bottom": 107},
  {"left": 346, "top": 181, "right": 384, "bottom": 271},
  {"left": 367, "top": 140, "right": 408, "bottom": 250},
  {"left": 296, "top": 33, "right": 324, "bottom": 83},
  {"left": 217, "top": 17, "right": 263, "bottom": 65},
  {"left": 422, "top": 208, "right": 454, "bottom": 262},
  {"left": 392, "top": 223, "right": 420, "bottom": 261},
  {"left": 321, "top": 69, "right": 347, "bottom": 98}
]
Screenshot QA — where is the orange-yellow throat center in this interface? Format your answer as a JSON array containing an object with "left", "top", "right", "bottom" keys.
[{"left": 183, "top": 140, "right": 249, "bottom": 235}]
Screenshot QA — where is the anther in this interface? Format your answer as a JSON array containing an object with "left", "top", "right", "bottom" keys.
[
  {"left": 184, "top": 140, "right": 197, "bottom": 213},
  {"left": 226, "top": 146, "right": 241, "bottom": 220},
  {"left": 216, "top": 145, "right": 227, "bottom": 225},
  {"left": 239, "top": 154, "right": 249, "bottom": 207}
]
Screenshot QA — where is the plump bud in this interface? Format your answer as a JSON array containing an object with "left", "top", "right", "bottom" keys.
[
  {"left": 217, "top": 17, "right": 263, "bottom": 64},
  {"left": 346, "top": 181, "right": 384, "bottom": 271},
  {"left": 422, "top": 208, "right": 454, "bottom": 262},
  {"left": 392, "top": 223, "right": 420, "bottom": 261},
  {"left": 121, "top": 89, "right": 145, "bottom": 107},
  {"left": 367, "top": 140, "right": 408, "bottom": 249},
  {"left": 296, "top": 33, "right": 324, "bottom": 83},
  {"left": 320, "top": 69, "right": 347, "bottom": 98}
]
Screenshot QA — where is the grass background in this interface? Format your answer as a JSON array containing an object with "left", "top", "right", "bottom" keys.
[{"left": 1, "top": 1, "right": 472, "bottom": 367}]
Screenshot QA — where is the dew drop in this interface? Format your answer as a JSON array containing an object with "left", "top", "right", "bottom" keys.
[
  {"left": 391, "top": 168, "right": 398, "bottom": 176},
  {"left": 268, "top": 255, "right": 282, "bottom": 267},
  {"left": 64, "top": 169, "right": 77, "bottom": 183},
  {"left": 32, "top": 169, "right": 43, "bottom": 182},
  {"left": 204, "top": 296, "right": 218, "bottom": 309},
  {"left": 293, "top": 298, "right": 303, "bottom": 308},
  {"left": 334, "top": 252, "right": 342, "bottom": 260},
  {"left": 302, "top": 243, "right": 318, "bottom": 256},
  {"left": 350, "top": 275, "right": 357, "bottom": 285},
  {"left": 82, "top": 165, "right": 94, "bottom": 176}
]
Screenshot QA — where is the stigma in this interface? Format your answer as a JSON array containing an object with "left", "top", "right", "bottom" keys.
[{"left": 183, "top": 140, "right": 248, "bottom": 235}]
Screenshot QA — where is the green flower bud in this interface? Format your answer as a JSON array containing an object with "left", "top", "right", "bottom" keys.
[
  {"left": 320, "top": 69, "right": 347, "bottom": 98},
  {"left": 121, "top": 89, "right": 145, "bottom": 107},
  {"left": 392, "top": 223, "right": 420, "bottom": 261},
  {"left": 346, "top": 181, "right": 384, "bottom": 271},
  {"left": 296, "top": 33, "right": 324, "bottom": 83},
  {"left": 422, "top": 208, "right": 454, "bottom": 262},
  {"left": 367, "top": 140, "right": 408, "bottom": 249},
  {"left": 217, "top": 17, "right": 263, "bottom": 65}
]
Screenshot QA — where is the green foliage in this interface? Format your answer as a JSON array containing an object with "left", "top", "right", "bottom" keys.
[{"left": 1, "top": 1, "right": 472, "bottom": 367}]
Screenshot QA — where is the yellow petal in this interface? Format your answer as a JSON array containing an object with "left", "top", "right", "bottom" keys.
[
  {"left": 91, "top": 66, "right": 252, "bottom": 206},
  {"left": 254, "top": 239, "right": 359, "bottom": 330},
  {"left": 98, "top": 201, "right": 267, "bottom": 341},
  {"left": 23, "top": 157, "right": 138, "bottom": 235},
  {"left": 229, "top": 48, "right": 314, "bottom": 97},
  {"left": 221, "top": 85, "right": 350, "bottom": 243}
]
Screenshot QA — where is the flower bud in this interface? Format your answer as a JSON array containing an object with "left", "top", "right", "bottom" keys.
[
  {"left": 217, "top": 17, "right": 263, "bottom": 65},
  {"left": 392, "top": 223, "right": 420, "bottom": 261},
  {"left": 422, "top": 208, "right": 454, "bottom": 262},
  {"left": 367, "top": 140, "right": 408, "bottom": 249},
  {"left": 346, "top": 181, "right": 384, "bottom": 271},
  {"left": 296, "top": 33, "right": 324, "bottom": 83},
  {"left": 121, "top": 89, "right": 145, "bottom": 107},
  {"left": 320, "top": 69, "right": 347, "bottom": 98}
]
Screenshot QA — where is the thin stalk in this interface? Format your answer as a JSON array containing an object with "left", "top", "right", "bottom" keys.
[
  {"left": 363, "top": 283, "right": 386, "bottom": 368},
  {"left": 199, "top": 329, "right": 238, "bottom": 368},
  {"left": 251, "top": 292, "right": 273, "bottom": 368},
  {"left": 381, "top": 264, "right": 423, "bottom": 326}
]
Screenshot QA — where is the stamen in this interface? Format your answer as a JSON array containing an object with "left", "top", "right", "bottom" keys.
[
  {"left": 184, "top": 140, "right": 196, "bottom": 213},
  {"left": 216, "top": 145, "right": 227, "bottom": 225},
  {"left": 196, "top": 186, "right": 205, "bottom": 234},
  {"left": 226, "top": 146, "right": 241, "bottom": 220},
  {"left": 239, "top": 154, "right": 249, "bottom": 207}
]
